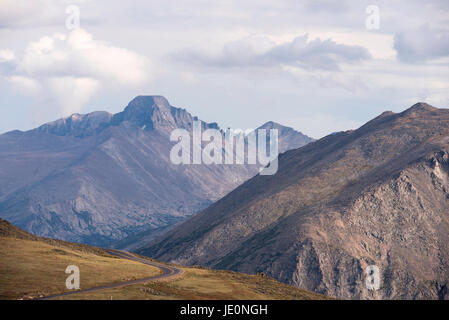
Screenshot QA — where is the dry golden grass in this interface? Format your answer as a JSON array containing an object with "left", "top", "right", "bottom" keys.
[
  {"left": 60, "top": 267, "right": 329, "bottom": 300},
  {"left": 0, "top": 237, "right": 161, "bottom": 300},
  {"left": 0, "top": 219, "right": 328, "bottom": 300}
]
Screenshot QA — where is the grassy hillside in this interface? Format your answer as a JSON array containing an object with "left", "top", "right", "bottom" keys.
[
  {"left": 0, "top": 219, "right": 328, "bottom": 300},
  {"left": 0, "top": 220, "right": 161, "bottom": 299},
  {"left": 59, "top": 267, "right": 327, "bottom": 300}
]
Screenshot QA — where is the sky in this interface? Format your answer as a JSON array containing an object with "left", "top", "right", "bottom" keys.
[{"left": 0, "top": 0, "right": 448, "bottom": 138}]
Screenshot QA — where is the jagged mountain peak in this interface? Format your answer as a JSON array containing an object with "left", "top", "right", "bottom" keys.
[
  {"left": 19, "top": 95, "right": 229, "bottom": 138},
  {"left": 125, "top": 95, "right": 171, "bottom": 113},
  {"left": 113, "top": 95, "right": 195, "bottom": 132}
]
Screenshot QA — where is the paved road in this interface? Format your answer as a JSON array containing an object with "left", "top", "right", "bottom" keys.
[{"left": 39, "top": 249, "right": 182, "bottom": 300}]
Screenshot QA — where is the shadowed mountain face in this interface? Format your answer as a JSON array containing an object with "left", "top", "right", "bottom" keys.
[
  {"left": 140, "top": 103, "right": 449, "bottom": 300},
  {"left": 0, "top": 96, "right": 312, "bottom": 247}
]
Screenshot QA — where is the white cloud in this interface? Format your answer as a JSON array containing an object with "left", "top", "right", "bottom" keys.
[
  {"left": 176, "top": 34, "right": 371, "bottom": 71},
  {"left": 0, "top": 0, "right": 62, "bottom": 29},
  {"left": 394, "top": 24, "right": 449, "bottom": 62},
  {"left": 0, "top": 49, "right": 15, "bottom": 62},
  {"left": 1, "top": 28, "right": 150, "bottom": 116},
  {"left": 44, "top": 77, "right": 99, "bottom": 115},
  {"left": 7, "top": 76, "right": 40, "bottom": 95}
]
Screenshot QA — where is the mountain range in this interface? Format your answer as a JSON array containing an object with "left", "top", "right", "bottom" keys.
[
  {"left": 139, "top": 103, "right": 449, "bottom": 300},
  {"left": 0, "top": 95, "right": 313, "bottom": 247}
]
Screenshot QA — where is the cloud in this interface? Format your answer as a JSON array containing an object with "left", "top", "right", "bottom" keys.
[
  {"left": 0, "top": 0, "right": 93, "bottom": 29},
  {"left": 0, "top": 0, "right": 62, "bottom": 29},
  {"left": 265, "top": 35, "right": 371, "bottom": 71},
  {"left": 177, "top": 34, "right": 371, "bottom": 71},
  {"left": 45, "top": 77, "right": 99, "bottom": 115},
  {"left": 304, "top": 0, "right": 350, "bottom": 13},
  {"left": 7, "top": 76, "right": 40, "bottom": 94},
  {"left": 0, "top": 49, "right": 17, "bottom": 75},
  {"left": 20, "top": 29, "right": 148, "bottom": 84},
  {"left": 394, "top": 24, "right": 449, "bottom": 62},
  {"left": 0, "top": 49, "right": 15, "bottom": 62},
  {"left": 0, "top": 28, "right": 149, "bottom": 116}
]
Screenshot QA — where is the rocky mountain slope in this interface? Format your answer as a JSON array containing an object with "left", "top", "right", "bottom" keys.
[
  {"left": 0, "top": 96, "right": 312, "bottom": 247},
  {"left": 140, "top": 103, "right": 449, "bottom": 300}
]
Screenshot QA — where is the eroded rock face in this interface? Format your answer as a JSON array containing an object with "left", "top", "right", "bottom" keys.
[
  {"left": 141, "top": 103, "right": 449, "bottom": 299},
  {"left": 284, "top": 157, "right": 449, "bottom": 299},
  {"left": 0, "top": 96, "right": 312, "bottom": 248}
]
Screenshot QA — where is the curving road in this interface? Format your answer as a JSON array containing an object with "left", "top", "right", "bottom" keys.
[{"left": 39, "top": 249, "right": 182, "bottom": 300}]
